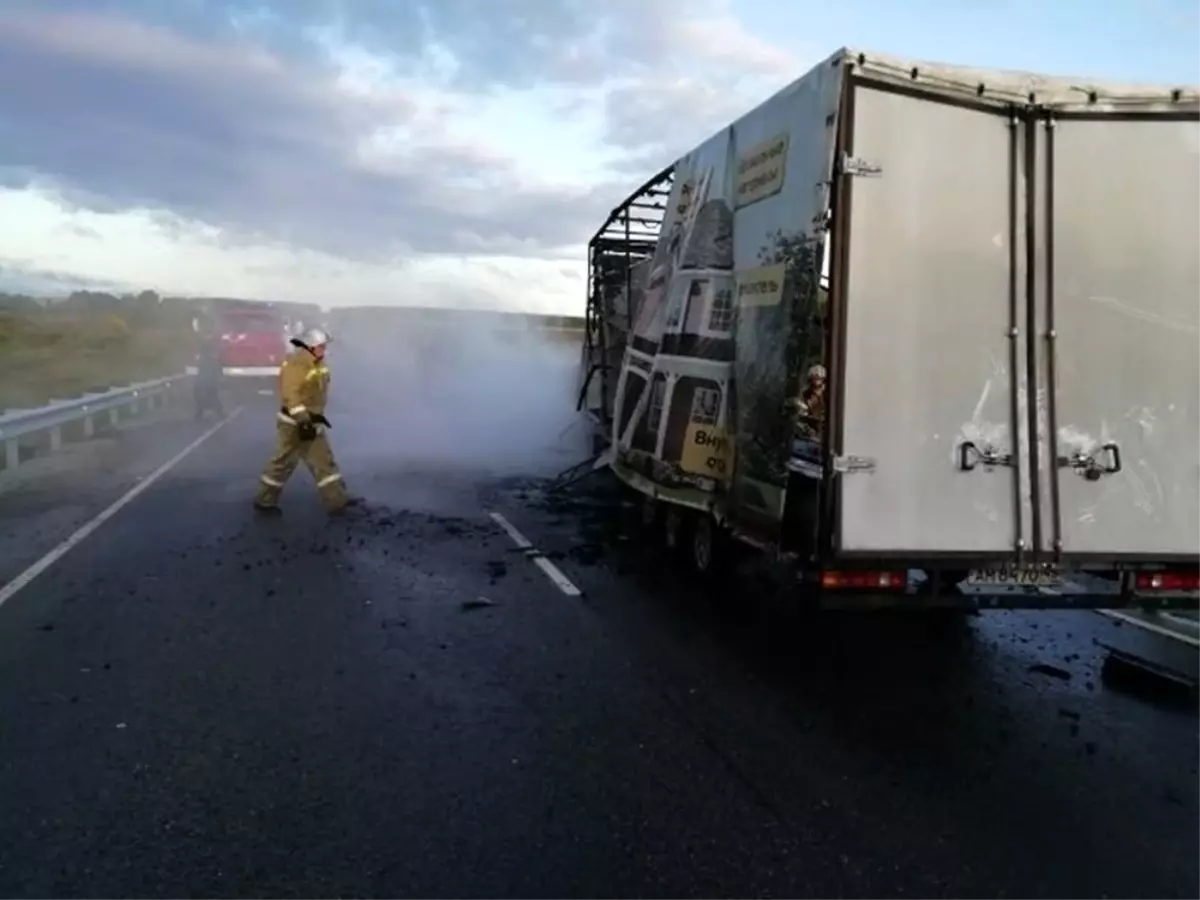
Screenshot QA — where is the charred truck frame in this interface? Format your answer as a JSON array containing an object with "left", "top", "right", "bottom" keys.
[{"left": 578, "top": 48, "right": 1200, "bottom": 611}]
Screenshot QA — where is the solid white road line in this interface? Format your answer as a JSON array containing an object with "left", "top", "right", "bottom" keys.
[
  {"left": 0, "top": 407, "right": 245, "bottom": 609},
  {"left": 488, "top": 511, "right": 582, "bottom": 597}
]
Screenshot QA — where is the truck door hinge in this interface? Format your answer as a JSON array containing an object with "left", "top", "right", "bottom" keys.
[
  {"left": 833, "top": 454, "right": 877, "bottom": 474},
  {"left": 840, "top": 154, "right": 883, "bottom": 177}
]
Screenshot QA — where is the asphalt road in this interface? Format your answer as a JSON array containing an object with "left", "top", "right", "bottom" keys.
[{"left": 0, "top": 346, "right": 1196, "bottom": 899}]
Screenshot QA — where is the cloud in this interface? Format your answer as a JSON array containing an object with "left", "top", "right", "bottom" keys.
[
  {"left": 603, "top": 78, "right": 766, "bottom": 153},
  {"left": 0, "top": 9, "right": 621, "bottom": 262},
  {"left": 0, "top": 0, "right": 803, "bottom": 311},
  {"left": 0, "top": 261, "right": 129, "bottom": 297}
]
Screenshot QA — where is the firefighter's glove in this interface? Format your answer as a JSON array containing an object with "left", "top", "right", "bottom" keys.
[{"left": 297, "top": 420, "right": 318, "bottom": 441}]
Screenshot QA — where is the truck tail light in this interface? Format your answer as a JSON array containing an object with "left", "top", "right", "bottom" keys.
[
  {"left": 819, "top": 570, "right": 906, "bottom": 590},
  {"left": 1134, "top": 570, "right": 1200, "bottom": 592}
]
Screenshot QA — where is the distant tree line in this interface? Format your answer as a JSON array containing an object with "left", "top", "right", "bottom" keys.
[
  {"left": 0, "top": 291, "right": 322, "bottom": 331},
  {"left": 0, "top": 291, "right": 586, "bottom": 333}
]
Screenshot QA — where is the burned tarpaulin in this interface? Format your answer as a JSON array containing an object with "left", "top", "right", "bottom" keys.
[{"left": 604, "top": 56, "right": 841, "bottom": 541}]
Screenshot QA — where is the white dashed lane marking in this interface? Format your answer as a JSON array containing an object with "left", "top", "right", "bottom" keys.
[
  {"left": 488, "top": 511, "right": 582, "bottom": 597},
  {"left": 0, "top": 407, "right": 245, "bottom": 609}
]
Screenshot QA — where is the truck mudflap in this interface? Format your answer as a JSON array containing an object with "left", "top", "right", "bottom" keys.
[{"left": 829, "top": 73, "right": 1199, "bottom": 567}]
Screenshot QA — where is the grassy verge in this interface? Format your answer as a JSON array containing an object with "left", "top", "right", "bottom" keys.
[{"left": 0, "top": 311, "right": 193, "bottom": 411}]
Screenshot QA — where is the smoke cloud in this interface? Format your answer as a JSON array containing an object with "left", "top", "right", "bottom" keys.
[{"left": 328, "top": 311, "right": 591, "bottom": 482}]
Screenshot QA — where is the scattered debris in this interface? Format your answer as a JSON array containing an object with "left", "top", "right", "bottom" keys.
[
  {"left": 1163, "top": 785, "right": 1186, "bottom": 807},
  {"left": 462, "top": 596, "right": 497, "bottom": 611},
  {"left": 566, "top": 542, "right": 604, "bottom": 565},
  {"left": 1028, "top": 663, "right": 1072, "bottom": 681}
]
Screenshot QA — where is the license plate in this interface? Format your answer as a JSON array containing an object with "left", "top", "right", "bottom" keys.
[{"left": 967, "top": 565, "right": 1063, "bottom": 588}]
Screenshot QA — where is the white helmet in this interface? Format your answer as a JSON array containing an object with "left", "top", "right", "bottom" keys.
[
  {"left": 291, "top": 326, "right": 331, "bottom": 350},
  {"left": 807, "top": 363, "right": 827, "bottom": 381}
]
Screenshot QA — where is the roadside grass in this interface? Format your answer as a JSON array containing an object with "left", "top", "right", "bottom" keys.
[
  {"left": 0, "top": 307, "right": 584, "bottom": 411},
  {"left": 0, "top": 311, "right": 193, "bottom": 411}
]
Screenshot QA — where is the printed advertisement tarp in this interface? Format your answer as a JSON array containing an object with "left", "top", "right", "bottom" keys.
[{"left": 611, "top": 54, "right": 843, "bottom": 528}]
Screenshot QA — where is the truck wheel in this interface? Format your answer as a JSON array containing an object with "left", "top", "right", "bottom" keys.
[
  {"left": 691, "top": 514, "right": 727, "bottom": 576},
  {"left": 639, "top": 495, "right": 660, "bottom": 531},
  {"left": 663, "top": 505, "right": 688, "bottom": 553}
]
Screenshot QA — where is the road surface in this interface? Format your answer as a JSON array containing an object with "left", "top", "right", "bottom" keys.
[{"left": 0, "top": 345, "right": 1195, "bottom": 899}]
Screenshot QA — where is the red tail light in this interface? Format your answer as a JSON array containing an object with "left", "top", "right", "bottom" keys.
[
  {"left": 1134, "top": 570, "right": 1200, "bottom": 592},
  {"left": 820, "top": 570, "right": 906, "bottom": 590}
]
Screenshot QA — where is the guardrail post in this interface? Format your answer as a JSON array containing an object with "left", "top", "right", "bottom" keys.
[
  {"left": 83, "top": 415, "right": 95, "bottom": 438},
  {"left": 4, "top": 439, "right": 17, "bottom": 471},
  {"left": 49, "top": 426, "right": 62, "bottom": 452},
  {"left": 108, "top": 408, "right": 119, "bottom": 427}
]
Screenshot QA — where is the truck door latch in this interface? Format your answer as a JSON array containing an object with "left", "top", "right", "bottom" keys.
[
  {"left": 959, "top": 441, "right": 1014, "bottom": 471},
  {"left": 1057, "top": 442, "right": 1122, "bottom": 481}
]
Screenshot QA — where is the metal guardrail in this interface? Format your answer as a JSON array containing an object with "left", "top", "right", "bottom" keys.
[
  {"left": 1100, "top": 608, "right": 1200, "bottom": 645},
  {"left": 0, "top": 373, "right": 192, "bottom": 470},
  {"left": 1096, "top": 607, "right": 1199, "bottom": 690}
]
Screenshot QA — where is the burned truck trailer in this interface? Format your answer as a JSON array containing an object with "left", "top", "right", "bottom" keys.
[
  {"left": 578, "top": 166, "right": 673, "bottom": 440},
  {"left": 579, "top": 48, "right": 1200, "bottom": 610}
]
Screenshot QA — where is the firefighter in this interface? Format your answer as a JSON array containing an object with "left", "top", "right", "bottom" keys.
[
  {"left": 801, "top": 363, "right": 827, "bottom": 423},
  {"left": 252, "top": 327, "right": 359, "bottom": 516},
  {"left": 790, "top": 363, "right": 827, "bottom": 440},
  {"left": 193, "top": 331, "right": 224, "bottom": 419}
]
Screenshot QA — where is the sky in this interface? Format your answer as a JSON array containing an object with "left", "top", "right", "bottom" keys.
[{"left": 0, "top": 0, "right": 1196, "bottom": 314}]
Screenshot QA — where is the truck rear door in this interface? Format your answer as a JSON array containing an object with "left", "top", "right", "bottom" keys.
[
  {"left": 832, "top": 81, "right": 1029, "bottom": 558},
  {"left": 1037, "top": 111, "right": 1199, "bottom": 560}
]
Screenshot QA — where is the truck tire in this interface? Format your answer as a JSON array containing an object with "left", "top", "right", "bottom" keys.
[
  {"left": 639, "top": 494, "right": 660, "bottom": 531},
  {"left": 663, "top": 505, "right": 689, "bottom": 554},
  {"left": 690, "top": 513, "right": 729, "bottom": 577}
]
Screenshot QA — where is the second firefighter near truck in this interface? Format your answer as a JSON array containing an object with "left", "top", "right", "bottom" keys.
[{"left": 253, "top": 327, "right": 359, "bottom": 516}]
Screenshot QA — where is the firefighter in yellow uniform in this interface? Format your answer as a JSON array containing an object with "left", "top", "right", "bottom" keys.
[{"left": 253, "top": 327, "right": 357, "bottom": 516}]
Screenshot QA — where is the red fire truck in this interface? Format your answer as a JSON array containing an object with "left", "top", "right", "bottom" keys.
[{"left": 188, "top": 301, "right": 292, "bottom": 395}]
